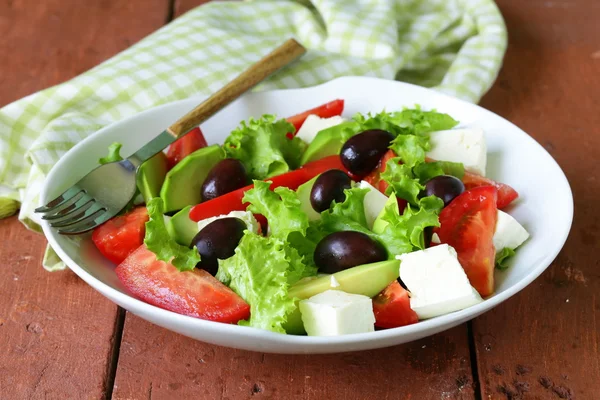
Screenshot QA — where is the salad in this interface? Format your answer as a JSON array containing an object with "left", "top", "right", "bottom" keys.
[{"left": 92, "top": 99, "right": 529, "bottom": 336}]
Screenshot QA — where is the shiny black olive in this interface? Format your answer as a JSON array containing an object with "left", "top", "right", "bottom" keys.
[
  {"left": 191, "top": 217, "right": 246, "bottom": 275},
  {"left": 314, "top": 231, "right": 387, "bottom": 274},
  {"left": 201, "top": 158, "right": 248, "bottom": 202},
  {"left": 422, "top": 175, "right": 465, "bottom": 207},
  {"left": 340, "top": 129, "right": 395, "bottom": 176},
  {"left": 310, "top": 169, "right": 352, "bottom": 212}
]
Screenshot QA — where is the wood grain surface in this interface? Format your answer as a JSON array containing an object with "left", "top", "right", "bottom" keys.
[
  {"left": 0, "top": 1, "right": 167, "bottom": 399},
  {"left": 0, "top": 0, "right": 598, "bottom": 399},
  {"left": 476, "top": 0, "right": 600, "bottom": 398},
  {"left": 112, "top": 315, "right": 474, "bottom": 400}
]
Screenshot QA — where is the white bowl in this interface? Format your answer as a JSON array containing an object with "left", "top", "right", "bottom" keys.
[{"left": 40, "top": 77, "right": 573, "bottom": 354}]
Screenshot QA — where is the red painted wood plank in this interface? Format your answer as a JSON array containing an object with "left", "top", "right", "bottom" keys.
[
  {"left": 113, "top": 315, "right": 474, "bottom": 399},
  {"left": 475, "top": 0, "right": 600, "bottom": 398},
  {"left": 0, "top": 0, "right": 168, "bottom": 398}
]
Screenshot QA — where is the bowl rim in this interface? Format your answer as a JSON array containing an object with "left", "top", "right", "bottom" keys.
[{"left": 40, "top": 76, "right": 574, "bottom": 348}]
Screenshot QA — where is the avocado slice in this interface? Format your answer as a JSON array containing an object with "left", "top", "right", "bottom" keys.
[
  {"left": 159, "top": 145, "right": 225, "bottom": 212},
  {"left": 295, "top": 176, "right": 321, "bottom": 221},
  {"left": 166, "top": 206, "right": 199, "bottom": 246},
  {"left": 136, "top": 152, "right": 168, "bottom": 203},
  {"left": 372, "top": 193, "right": 400, "bottom": 234},
  {"left": 284, "top": 258, "right": 400, "bottom": 334},
  {"left": 300, "top": 121, "right": 359, "bottom": 165}
]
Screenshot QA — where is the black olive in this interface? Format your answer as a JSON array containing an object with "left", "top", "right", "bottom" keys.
[
  {"left": 314, "top": 231, "right": 387, "bottom": 273},
  {"left": 201, "top": 159, "right": 248, "bottom": 202},
  {"left": 340, "top": 129, "right": 395, "bottom": 177},
  {"left": 421, "top": 175, "right": 465, "bottom": 207},
  {"left": 310, "top": 169, "right": 352, "bottom": 212},
  {"left": 191, "top": 217, "right": 246, "bottom": 275}
]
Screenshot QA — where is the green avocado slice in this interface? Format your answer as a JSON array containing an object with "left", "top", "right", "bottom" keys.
[
  {"left": 166, "top": 206, "right": 199, "bottom": 247},
  {"left": 295, "top": 176, "right": 321, "bottom": 221},
  {"left": 300, "top": 121, "right": 360, "bottom": 165},
  {"left": 159, "top": 145, "right": 225, "bottom": 213},
  {"left": 284, "top": 258, "right": 400, "bottom": 334},
  {"left": 136, "top": 152, "right": 168, "bottom": 203}
]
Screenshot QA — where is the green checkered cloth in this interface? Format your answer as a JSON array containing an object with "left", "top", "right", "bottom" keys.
[{"left": 0, "top": 0, "right": 506, "bottom": 270}]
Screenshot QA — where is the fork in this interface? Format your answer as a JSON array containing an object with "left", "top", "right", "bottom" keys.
[{"left": 35, "top": 39, "right": 306, "bottom": 235}]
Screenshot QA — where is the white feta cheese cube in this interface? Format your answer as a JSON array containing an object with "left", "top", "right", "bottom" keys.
[
  {"left": 299, "top": 290, "right": 375, "bottom": 336},
  {"left": 493, "top": 210, "right": 529, "bottom": 251},
  {"left": 398, "top": 244, "right": 483, "bottom": 319},
  {"left": 295, "top": 114, "right": 346, "bottom": 144},
  {"left": 197, "top": 210, "right": 259, "bottom": 234},
  {"left": 357, "top": 180, "right": 389, "bottom": 229},
  {"left": 426, "top": 128, "right": 487, "bottom": 176},
  {"left": 431, "top": 232, "right": 441, "bottom": 244}
]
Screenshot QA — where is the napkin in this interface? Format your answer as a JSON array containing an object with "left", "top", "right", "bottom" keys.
[{"left": 0, "top": 0, "right": 507, "bottom": 270}]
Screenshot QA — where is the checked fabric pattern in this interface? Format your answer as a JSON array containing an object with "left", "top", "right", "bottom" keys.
[{"left": 0, "top": 0, "right": 506, "bottom": 270}]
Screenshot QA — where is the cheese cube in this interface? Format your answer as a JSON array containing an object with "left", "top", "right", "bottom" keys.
[
  {"left": 398, "top": 244, "right": 483, "bottom": 319},
  {"left": 299, "top": 290, "right": 375, "bottom": 336},
  {"left": 426, "top": 128, "right": 487, "bottom": 176},
  {"left": 197, "top": 210, "right": 259, "bottom": 234},
  {"left": 493, "top": 210, "right": 529, "bottom": 251},
  {"left": 295, "top": 115, "right": 346, "bottom": 144},
  {"left": 357, "top": 180, "right": 388, "bottom": 229}
]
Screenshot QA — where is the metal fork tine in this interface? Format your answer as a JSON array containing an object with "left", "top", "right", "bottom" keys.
[
  {"left": 35, "top": 187, "right": 84, "bottom": 214},
  {"left": 57, "top": 209, "right": 113, "bottom": 235},
  {"left": 49, "top": 202, "right": 105, "bottom": 228},
  {"left": 42, "top": 194, "right": 94, "bottom": 221}
]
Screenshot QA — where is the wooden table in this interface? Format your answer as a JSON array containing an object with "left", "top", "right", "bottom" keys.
[{"left": 1, "top": 0, "right": 598, "bottom": 398}]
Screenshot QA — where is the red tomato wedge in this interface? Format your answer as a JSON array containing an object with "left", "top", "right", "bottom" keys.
[
  {"left": 189, "top": 155, "right": 346, "bottom": 222},
  {"left": 373, "top": 281, "right": 418, "bottom": 329},
  {"left": 92, "top": 207, "right": 148, "bottom": 264},
  {"left": 461, "top": 171, "right": 518, "bottom": 209},
  {"left": 286, "top": 99, "right": 344, "bottom": 133},
  {"left": 116, "top": 246, "right": 250, "bottom": 323},
  {"left": 434, "top": 186, "right": 498, "bottom": 297},
  {"left": 166, "top": 127, "right": 209, "bottom": 170}
]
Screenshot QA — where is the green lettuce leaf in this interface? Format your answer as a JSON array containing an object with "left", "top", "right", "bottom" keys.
[
  {"left": 380, "top": 159, "right": 424, "bottom": 205},
  {"left": 389, "top": 134, "right": 430, "bottom": 168},
  {"left": 216, "top": 232, "right": 306, "bottom": 333},
  {"left": 144, "top": 198, "right": 201, "bottom": 271},
  {"left": 381, "top": 157, "right": 465, "bottom": 205},
  {"left": 413, "top": 160, "right": 465, "bottom": 182},
  {"left": 99, "top": 142, "right": 123, "bottom": 164},
  {"left": 375, "top": 194, "right": 443, "bottom": 251},
  {"left": 495, "top": 247, "right": 516, "bottom": 270},
  {"left": 224, "top": 115, "right": 306, "bottom": 180},
  {"left": 314, "top": 188, "right": 441, "bottom": 258},
  {"left": 388, "top": 108, "right": 459, "bottom": 135},
  {"left": 243, "top": 180, "right": 309, "bottom": 241}
]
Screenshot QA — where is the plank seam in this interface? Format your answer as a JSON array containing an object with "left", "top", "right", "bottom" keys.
[
  {"left": 166, "top": 0, "right": 176, "bottom": 23},
  {"left": 104, "top": 307, "right": 126, "bottom": 400},
  {"left": 467, "top": 321, "right": 483, "bottom": 400}
]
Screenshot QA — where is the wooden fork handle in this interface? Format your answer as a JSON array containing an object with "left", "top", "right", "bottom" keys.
[{"left": 166, "top": 38, "right": 306, "bottom": 138}]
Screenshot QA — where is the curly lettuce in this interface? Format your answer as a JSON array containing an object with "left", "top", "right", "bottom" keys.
[
  {"left": 224, "top": 115, "right": 306, "bottom": 180},
  {"left": 144, "top": 198, "right": 201, "bottom": 271}
]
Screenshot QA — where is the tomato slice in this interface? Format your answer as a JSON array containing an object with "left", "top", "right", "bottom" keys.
[
  {"left": 92, "top": 207, "right": 148, "bottom": 264},
  {"left": 116, "top": 246, "right": 250, "bottom": 323},
  {"left": 373, "top": 281, "right": 419, "bottom": 328},
  {"left": 166, "top": 127, "right": 209, "bottom": 170},
  {"left": 286, "top": 99, "right": 344, "bottom": 133},
  {"left": 434, "top": 186, "right": 498, "bottom": 297},
  {"left": 461, "top": 171, "right": 518, "bottom": 209},
  {"left": 189, "top": 155, "right": 346, "bottom": 222}
]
